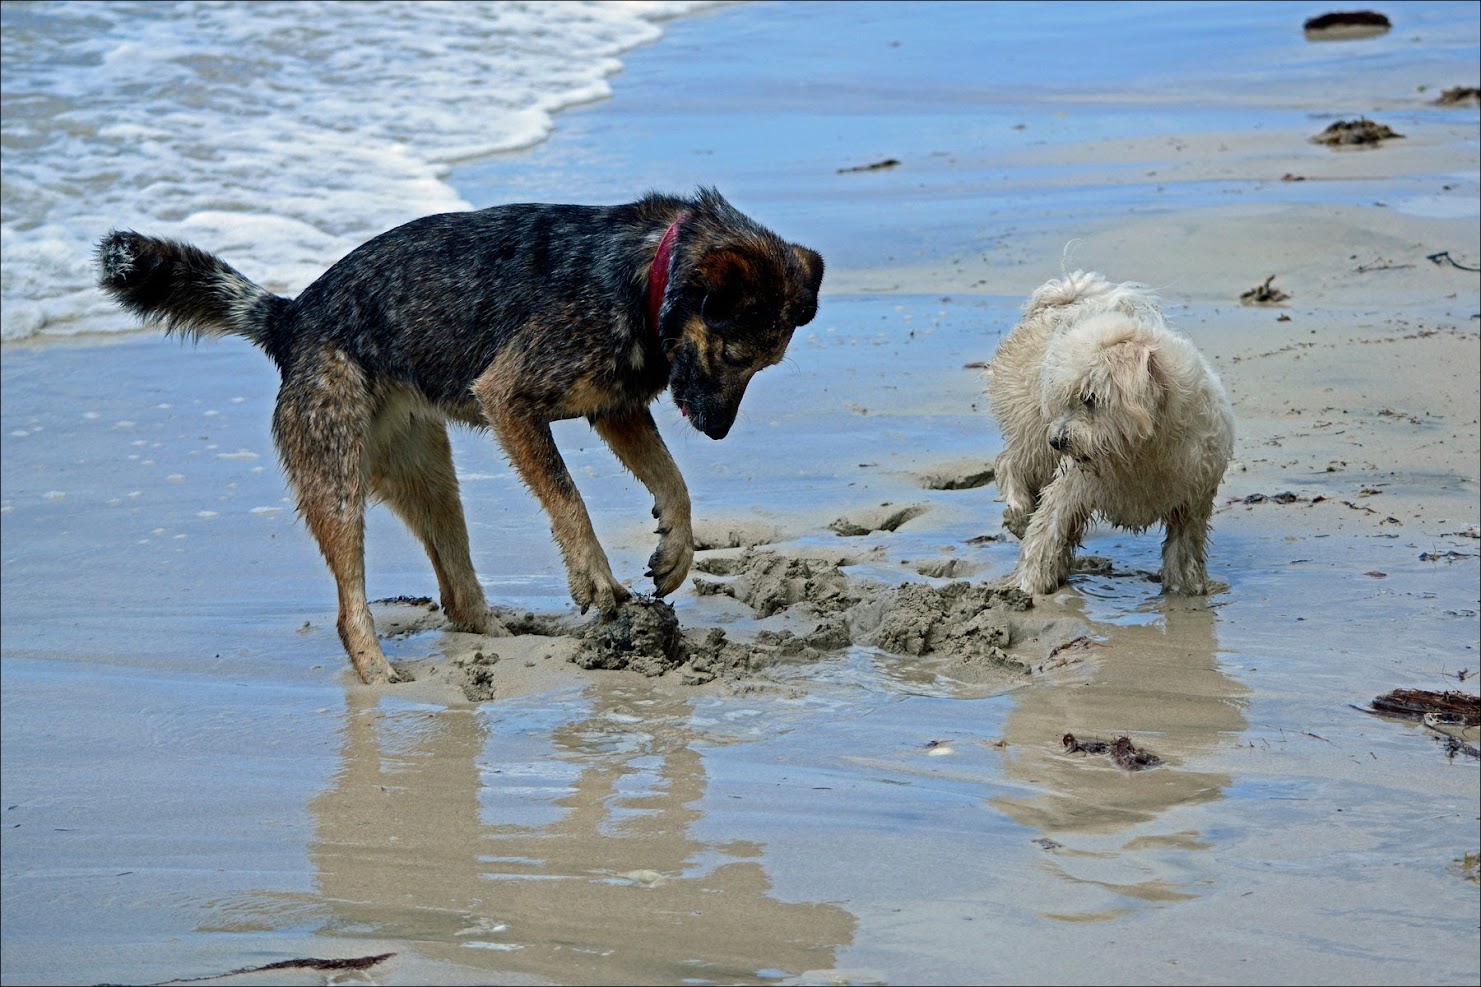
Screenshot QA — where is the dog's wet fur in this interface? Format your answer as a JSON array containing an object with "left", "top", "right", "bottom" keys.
[
  {"left": 98, "top": 188, "right": 823, "bottom": 684},
  {"left": 986, "top": 271, "right": 1233, "bottom": 596}
]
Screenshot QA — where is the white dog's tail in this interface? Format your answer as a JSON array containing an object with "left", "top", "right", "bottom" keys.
[{"left": 1025, "top": 269, "right": 1165, "bottom": 330}]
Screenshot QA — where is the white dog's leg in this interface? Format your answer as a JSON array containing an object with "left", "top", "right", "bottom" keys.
[
  {"left": 995, "top": 450, "right": 1035, "bottom": 539},
  {"left": 1014, "top": 471, "right": 1091, "bottom": 594},
  {"left": 1160, "top": 500, "right": 1213, "bottom": 594}
]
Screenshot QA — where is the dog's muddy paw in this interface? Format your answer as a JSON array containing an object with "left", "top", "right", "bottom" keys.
[
  {"left": 481, "top": 619, "right": 513, "bottom": 638},
  {"left": 646, "top": 531, "right": 695, "bottom": 598},
  {"left": 447, "top": 606, "right": 509, "bottom": 638},
  {"left": 1015, "top": 571, "right": 1063, "bottom": 596},
  {"left": 570, "top": 568, "right": 630, "bottom": 616},
  {"left": 1159, "top": 554, "right": 1215, "bottom": 595},
  {"left": 356, "top": 657, "right": 413, "bottom": 685},
  {"left": 1160, "top": 578, "right": 1213, "bottom": 596},
  {"left": 1001, "top": 509, "right": 1031, "bottom": 540},
  {"left": 349, "top": 647, "right": 407, "bottom": 686},
  {"left": 598, "top": 584, "right": 630, "bottom": 615}
]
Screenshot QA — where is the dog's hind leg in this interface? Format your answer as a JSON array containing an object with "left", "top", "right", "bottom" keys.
[
  {"left": 1013, "top": 469, "right": 1091, "bottom": 594},
  {"left": 274, "top": 353, "right": 402, "bottom": 685},
  {"left": 593, "top": 407, "right": 693, "bottom": 597},
  {"left": 1160, "top": 498, "right": 1214, "bottom": 595},
  {"left": 368, "top": 408, "right": 502, "bottom": 636}
]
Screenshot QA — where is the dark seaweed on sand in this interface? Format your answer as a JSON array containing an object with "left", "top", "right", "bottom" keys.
[
  {"left": 1303, "top": 11, "right": 1391, "bottom": 32},
  {"left": 1434, "top": 86, "right": 1480, "bottom": 107},
  {"left": 1367, "top": 689, "right": 1480, "bottom": 726},
  {"left": 101, "top": 952, "right": 397, "bottom": 987},
  {"left": 1361, "top": 689, "right": 1481, "bottom": 760},
  {"left": 1310, "top": 118, "right": 1403, "bottom": 146},
  {"left": 1240, "top": 275, "right": 1290, "bottom": 305},
  {"left": 1063, "top": 732, "right": 1163, "bottom": 770}
]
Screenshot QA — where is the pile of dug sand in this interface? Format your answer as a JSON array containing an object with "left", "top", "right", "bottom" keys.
[{"left": 386, "top": 546, "right": 1093, "bottom": 703}]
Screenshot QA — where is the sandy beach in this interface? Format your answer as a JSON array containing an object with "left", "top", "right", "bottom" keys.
[{"left": 2, "top": 2, "right": 1478, "bottom": 985}]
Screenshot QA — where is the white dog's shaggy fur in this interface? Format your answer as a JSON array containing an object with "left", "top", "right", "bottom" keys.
[{"left": 986, "top": 271, "right": 1234, "bottom": 595}]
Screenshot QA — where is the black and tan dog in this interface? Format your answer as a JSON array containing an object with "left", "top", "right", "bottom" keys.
[{"left": 97, "top": 188, "right": 823, "bottom": 684}]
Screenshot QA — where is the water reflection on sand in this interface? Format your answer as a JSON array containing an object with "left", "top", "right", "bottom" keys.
[
  {"left": 994, "top": 598, "right": 1250, "bottom": 921},
  {"left": 307, "top": 687, "right": 856, "bottom": 984}
]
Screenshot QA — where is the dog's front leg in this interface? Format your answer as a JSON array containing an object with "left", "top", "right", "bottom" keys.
[
  {"left": 592, "top": 407, "right": 694, "bottom": 597},
  {"left": 995, "top": 448, "right": 1036, "bottom": 540},
  {"left": 486, "top": 407, "right": 629, "bottom": 615},
  {"left": 1013, "top": 470, "right": 1091, "bottom": 594}
]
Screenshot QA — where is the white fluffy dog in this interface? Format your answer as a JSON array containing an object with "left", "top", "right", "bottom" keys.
[{"left": 986, "top": 271, "right": 1234, "bottom": 595}]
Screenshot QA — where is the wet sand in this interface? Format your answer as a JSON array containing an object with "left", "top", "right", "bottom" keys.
[{"left": 2, "top": 3, "right": 1479, "bottom": 985}]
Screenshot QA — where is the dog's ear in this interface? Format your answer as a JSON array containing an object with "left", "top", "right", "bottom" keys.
[
  {"left": 1144, "top": 345, "right": 1172, "bottom": 400},
  {"left": 695, "top": 248, "right": 755, "bottom": 330},
  {"left": 1104, "top": 338, "right": 1159, "bottom": 387},
  {"left": 1105, "top": 338, "right": 1163, "bottom": 437},
  {"left": 790, "top": 245, "right": 824, "bottom": 327}
]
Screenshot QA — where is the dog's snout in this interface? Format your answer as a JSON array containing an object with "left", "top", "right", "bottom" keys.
[
  {"left": 694, "top": 395, "right": 739, "bottom": 440},
  {"left": 1049, "top": 428, "right": 1068, "bottom": 452}
]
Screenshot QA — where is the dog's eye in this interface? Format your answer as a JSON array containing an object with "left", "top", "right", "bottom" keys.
[
  {"left": 721, "top": 345, "right": 749, "bottom": 368},
  {"left": 1082, "top": 392, "right": 1097, "bottom": 410}
]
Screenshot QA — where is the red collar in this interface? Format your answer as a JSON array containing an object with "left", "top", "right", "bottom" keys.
[{"left": 646, "top": 217, "right": 684, "bottom": 338}]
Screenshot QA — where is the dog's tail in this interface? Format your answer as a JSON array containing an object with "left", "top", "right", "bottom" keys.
[
  {"left": 96, "top": 230, "right": 286, "bottom": 347},
  {"left": 1028, "top": 270, "right": 1110, "bottom": 310},
  {"left": 1026, "top": 269, "right": 1164, "bottom": 328}
]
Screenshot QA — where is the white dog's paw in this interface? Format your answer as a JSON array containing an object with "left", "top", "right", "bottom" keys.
[
  {"left": 1002, "top": 506, "right": 1032, "bottom": 540},
  {"left": 1160, "top": 571, "right": 1211, "bottom": 596},
  {"left": 1014, "top": 564, "right": 1064, "bottom": 596},
  {"left": 1160, "top": 542, "right": 1212, "bottom": 595}
]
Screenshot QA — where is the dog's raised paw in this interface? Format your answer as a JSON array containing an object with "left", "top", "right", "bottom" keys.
[{"left": 647, "top": 531, "right": 694, "bottom": 598}]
